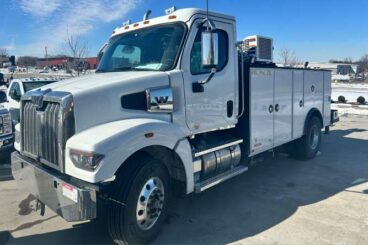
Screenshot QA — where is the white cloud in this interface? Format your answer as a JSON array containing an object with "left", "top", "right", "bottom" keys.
[
  {"left": 14, "top": 0, "right": 140, "bottom": 56},
  {"left": 19, "top": 0, "right": 62, "bottom": 17}
]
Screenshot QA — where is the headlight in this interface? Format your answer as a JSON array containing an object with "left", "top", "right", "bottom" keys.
[{"left": 70, "top": 149, "right": 104, "bottom": 171}]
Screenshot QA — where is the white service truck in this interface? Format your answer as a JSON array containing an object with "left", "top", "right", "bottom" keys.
[{"left": 10, "top": 7, "right": 338, "bottom": 245}]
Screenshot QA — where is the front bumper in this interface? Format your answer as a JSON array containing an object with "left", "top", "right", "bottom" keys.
[
  {"left": 0, "top": 134, "right": 14, "bottom": 154},
  {"left": 11, "top": 152, "right": 97, "bottom": 221}
]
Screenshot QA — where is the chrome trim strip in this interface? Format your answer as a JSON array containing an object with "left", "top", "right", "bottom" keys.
[
  {"left": 195, "top": 165, "right": 248, "bottom": 193},
  {"left": 145, "top": 86, "right": 173, "bottom": 113},
  {"left": 20, "top": 90, "right": 75, "bottom": 173},
  {"left": 194, "top": 139, "right": 243, "bottom": 158}
]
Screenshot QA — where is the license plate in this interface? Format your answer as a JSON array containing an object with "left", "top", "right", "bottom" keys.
[{"left": 62, "top": 183, "right": 78, "bottom": 202}]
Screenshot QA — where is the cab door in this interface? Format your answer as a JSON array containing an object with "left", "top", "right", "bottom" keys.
[
  {"left": 181, "top": 19, "right": 238, "bottom": 134},
  {"left": 7, "top": 81, "right": 22, "bottom": 122}
]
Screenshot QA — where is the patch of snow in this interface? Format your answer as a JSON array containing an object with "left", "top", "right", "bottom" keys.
[{"left": 332, "top": 103, "right": 368, "bottom": 116}]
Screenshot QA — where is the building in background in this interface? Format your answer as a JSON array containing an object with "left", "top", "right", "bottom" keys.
[
  {"left": 36, "top": 56, "right": 98, "bottom": 70},
  {"left": 307, "top": 62, "right": 359, "bottom": 82}
]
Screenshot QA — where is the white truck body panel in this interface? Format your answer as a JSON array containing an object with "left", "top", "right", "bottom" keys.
[
  {"left": 249, "top": 68, "right": 274, "bottom": 156},
  {"left": 303, "top": 70, "right": 324, "bottom": 121},
  {"left": 273, "top": 69, "right": 293, "bottom": 146},
  {"left": 250, "top": 67, "right": 330, "bottom": 156},
  {"left": 292, "top": 70, "right": 305, "bottom": 139},
  {"left": 323, "top": 72, "right": 332, "bottom": 127}
]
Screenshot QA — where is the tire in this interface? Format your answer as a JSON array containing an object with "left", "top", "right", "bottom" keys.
[
  {"left": 293, "top": 116, "right": 322, "bottom": 160},
  {"left": 108, "top": 156, "right": 170, "bottom": 245}
]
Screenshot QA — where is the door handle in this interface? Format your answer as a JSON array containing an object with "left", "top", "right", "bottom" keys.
[
  {"left": 269, "top": 105, "right": 274, "bottom": 113},
  {"left": 275, "top": 104, "right": 279, "bottom": 112},
  {"left": 299, "top": 100, "right": 303, "bottom": 107}
]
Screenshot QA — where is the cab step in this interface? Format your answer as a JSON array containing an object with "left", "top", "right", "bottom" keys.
[{"left": 194, "top": 165, "right": 248, "bottom": 193}]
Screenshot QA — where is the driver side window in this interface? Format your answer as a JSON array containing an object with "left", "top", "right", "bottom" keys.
[
  {"left": 190, "top": 27, "right": 229, "bottom": 75},
  {"left": 9, "top": 82, "right": 21, "bottom": 100}
]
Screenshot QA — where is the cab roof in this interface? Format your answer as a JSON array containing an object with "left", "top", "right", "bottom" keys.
[
  {"left": 13, "top": 77, "right": 58, "bottom": 83},
  {"left": 112, "top": 8, "right": 235, "bottom": 37}
]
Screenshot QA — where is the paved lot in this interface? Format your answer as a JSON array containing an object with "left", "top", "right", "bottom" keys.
[{"left": 0, "top": 115, "right": 368, "bottom": 245}]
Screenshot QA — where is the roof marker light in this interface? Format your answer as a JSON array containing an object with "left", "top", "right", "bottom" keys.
[
  {"left": 168, "top": 15, "right": 176, "bottom": 20},
  {"left": 123, "top": 19, "right": 131, "bottom": 26},
  {"left": 165, "top": 6, "right": 176, "bottom": 15},
  {"left": 124, "top": 26, "right": 130, "bottom": 30},
  {"left": 143, "top": 20, "right": 150, "bottom": 25},
  {"left": 133, "top": 23, "right": 139, "bottom": 27}
]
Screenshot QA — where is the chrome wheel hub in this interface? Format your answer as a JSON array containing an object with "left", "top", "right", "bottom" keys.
[
  {"left": 136, "top": 177, "right": 165, "bottom": 231},
  {"left": 310, "top": 126, "right": 319, "bottom": 150}
]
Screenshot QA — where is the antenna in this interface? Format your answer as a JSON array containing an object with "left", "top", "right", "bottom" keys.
[{"left": 206, "top": 0, "right": 209, "bottom": 31}]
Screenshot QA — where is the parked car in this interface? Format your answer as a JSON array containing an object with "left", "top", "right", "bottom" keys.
[
  {"left": 0, "top": 105, "right": 13, "bottom": 161},
  {"left": 2, "top": 78, "right": 58, "bottom": 123}
]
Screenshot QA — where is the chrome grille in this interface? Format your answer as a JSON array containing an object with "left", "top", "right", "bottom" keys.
[
  {"left": 22, "top": 101, "right": 60, "bottom": 165},
  {"left": 21, "top": 91, "right": 74, "bottom": 172}
]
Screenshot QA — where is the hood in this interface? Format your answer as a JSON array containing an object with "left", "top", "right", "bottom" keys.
[{"left": 41, "top": 71, "right": 171, "bottom": 133}]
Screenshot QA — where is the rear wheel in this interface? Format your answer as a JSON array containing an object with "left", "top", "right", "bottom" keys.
[
  {"left": 108, "top": 156, "right": 170, "bottom": 245},
  {"left": 289, "top": 116, "right": 322, "bottom": 160}
]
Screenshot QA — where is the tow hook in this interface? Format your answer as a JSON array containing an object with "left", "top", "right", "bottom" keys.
[{"left": 36, "top": 200, "right": 46, "bottom": 216}]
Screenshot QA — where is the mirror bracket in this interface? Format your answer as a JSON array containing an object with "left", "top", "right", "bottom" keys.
[
  {"left": 197, "top": 18, "right": 216, "bottom": 31},
  {"left": 199, "top": 68, "right": 217, "bottom": 85}
]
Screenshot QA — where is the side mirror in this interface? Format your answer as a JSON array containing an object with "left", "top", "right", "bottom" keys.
[
  {"left": 0, "top": 91, "right": 7, "bottom": 103},
  {"left": 201, "top": 31, "right": 219, "bottom": 68}
]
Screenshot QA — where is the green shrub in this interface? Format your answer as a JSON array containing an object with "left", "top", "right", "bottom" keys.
[
  {"left": 357, "top": 96, "right": 366, "bottom": 104},
  {"left": 338, "top": 95, "right": 346, "bottom": 103}
]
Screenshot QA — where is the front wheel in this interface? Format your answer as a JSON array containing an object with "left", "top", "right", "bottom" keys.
[{"left": 108, "top": 157, "right": 170, "bottom": 245}]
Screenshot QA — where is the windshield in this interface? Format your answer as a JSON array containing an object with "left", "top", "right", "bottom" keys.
[
  {"left": 23, "top": 81, "right": 56, "bottom": 92},
  {"left": 97, "top": 23, "right": 186, "bottom": 72}
]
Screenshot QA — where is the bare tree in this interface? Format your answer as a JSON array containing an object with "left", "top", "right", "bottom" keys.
[
  {"left": 17, "top": 56, "right": 38, "bottom": 68},
  {"left": 343, "top": 57, "right": 353, "bottom": 63},
  {"left": 0, "top": 48, "right": 8, "bottom": 57},
  {"left": 65, "top": 30, "right": 89, "bottom": 76},
  {"left": 278, "top": 47, "right": 302, "bottom": 67},
  {"left": 357, "top": 54, "right": 368, "bottom": 80}
]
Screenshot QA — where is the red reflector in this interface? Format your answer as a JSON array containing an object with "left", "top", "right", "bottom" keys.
[
  {"left": 145, "top": 132, "right": 154, "bottom": 138},
  {"left": 133, "top": 23, "right": 139, "bottom": 27},
  {"left": 124, "top": 26, "right": 129, "bottom": 30},
  {"left": 168, "top": 15, "right": 177, "bottom": 19},
  {"left": 143, "top": 20, "right": 150, "bottom": 24},
  {"left": 62, "top": 183, "right": 73, "bottom": 191}
]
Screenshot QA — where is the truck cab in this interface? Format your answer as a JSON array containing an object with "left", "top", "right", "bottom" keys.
[
  {"left": 4, "top": 78, "right": 57, "bottom": 123},
  {"left": 11, "top": 7, "right": 337, "bottom": 245}
]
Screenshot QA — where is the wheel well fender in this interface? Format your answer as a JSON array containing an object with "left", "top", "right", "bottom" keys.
[
  {"left": 115, "top": 145, "right": 189, "bottom": 195},
  {"left": 65, "top": 118, "right": 194, "bottom": 193},
  {"left": 303, "top": 108, "right": 323, "bottom": 135}
]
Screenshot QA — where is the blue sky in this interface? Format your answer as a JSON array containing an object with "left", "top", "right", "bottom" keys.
[{"left": 0, "top": 0, "right": 367, "bottom": 62}]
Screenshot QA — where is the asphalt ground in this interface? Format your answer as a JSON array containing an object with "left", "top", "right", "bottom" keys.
[{"left": 0, "top": 114, "right": 367, "bottom": 245}]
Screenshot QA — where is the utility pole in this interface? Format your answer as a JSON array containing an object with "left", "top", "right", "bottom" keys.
[{"left": 45, "top": 46, "right": 48, "bottom": 69}]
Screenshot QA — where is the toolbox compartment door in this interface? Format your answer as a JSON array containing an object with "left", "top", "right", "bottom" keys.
[
  {"left": 273, "top": 69, "right": 293, "bottom": 146},
  {"left": 249, "top": 68, "right": 274, "bottom": 156}
]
